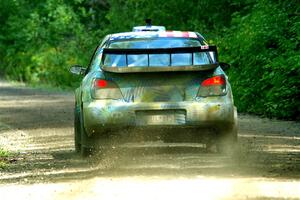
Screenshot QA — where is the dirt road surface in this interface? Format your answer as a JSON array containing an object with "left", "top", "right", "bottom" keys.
[{"left": 0, "top": 79, "right": 300, "bottom": 200}]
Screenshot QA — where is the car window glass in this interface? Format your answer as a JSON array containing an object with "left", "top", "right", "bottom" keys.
[
  {"left": 103, "top": 54, "right": 126, "bottom": 67},
  {"left": 171, "top": 53, "right": 192, "bottom": 66},
  {"left": 103, "top": 38, "right": 212, "bottom": 67},
  {"left": 109, "top": 38, "right": 200, "bottom": 49},
  {"left": 149, "top": 54, "right": 170, "bottom": 67},
  {"left": 194, "top": 52, "right": 211, "bottom": 65},
  {"left": 128, "top": 54, "right": 148, "bottom": 67}
]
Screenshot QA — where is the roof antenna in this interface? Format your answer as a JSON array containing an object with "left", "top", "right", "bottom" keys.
[{"left": 145, "top": 19, "right": 152, "bottom": 27}]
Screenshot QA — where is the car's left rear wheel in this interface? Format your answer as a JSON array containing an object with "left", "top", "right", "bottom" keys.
[{"left": 79, "top": 109, "right": 97, "bottom": 157}]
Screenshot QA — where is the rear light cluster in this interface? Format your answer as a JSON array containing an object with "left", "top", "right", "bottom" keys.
[
  {"left": 91, "top": 79, "right": 123, "bottom": 100},
  {"left": 197, "top": 75, "right": 227, "bottom": 97}
]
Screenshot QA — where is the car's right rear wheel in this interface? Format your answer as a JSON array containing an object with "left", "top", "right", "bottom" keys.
[
  {"left": 81, "top": 146, "right": 94, "bottom": 157},
  {"left": 216, "top": 108, "right": 238, "bottom": 155},
  {"left": 216, "top": 133, "right": 237, "bottom": 155}
]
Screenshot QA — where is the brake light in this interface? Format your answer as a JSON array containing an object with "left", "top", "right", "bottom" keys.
[
  {"left": 201, "top": 76, "right": 225, "bottom": 86},
  {"left": 92, "top": 79, "right": 123, "bottom": 100},
  {"left": 197, "top": 75, "right": 226, "bottom": 97},
  {"left": 94, "top": 79, "right": 108, "bottom": 88}
]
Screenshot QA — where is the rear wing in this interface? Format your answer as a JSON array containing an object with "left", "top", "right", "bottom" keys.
[{"left": 101, "top": 45, "right": 219, "bottom": 73}]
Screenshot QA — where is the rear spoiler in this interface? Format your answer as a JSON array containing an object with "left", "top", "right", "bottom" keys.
[{"left": 101, "top": 45, "right": 219, "bottom": 73}]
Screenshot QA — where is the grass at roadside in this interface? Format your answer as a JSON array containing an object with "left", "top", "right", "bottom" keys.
[{"left": 0, "top": 148, "right": 12, "bottom": 169}]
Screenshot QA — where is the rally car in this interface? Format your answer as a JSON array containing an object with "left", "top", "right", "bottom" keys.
[{"left": 70, "top": 24, "right": 238, "bottom": 156}]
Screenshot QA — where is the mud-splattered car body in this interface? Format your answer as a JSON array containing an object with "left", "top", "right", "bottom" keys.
[{"left": 71, "top": 28, "right": 237, "bottom": 155}]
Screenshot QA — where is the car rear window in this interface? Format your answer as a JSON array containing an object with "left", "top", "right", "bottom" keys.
[
  {"left": 108, "top": 38, "right": 201, "bottom": 49},
  {"left": 104, "top": 38, "right": 212, "bottom": 67}
]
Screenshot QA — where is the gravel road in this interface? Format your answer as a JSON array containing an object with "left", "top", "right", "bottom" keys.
[{"left": 0, "top": 79, "right": 300, "bottom": 200}]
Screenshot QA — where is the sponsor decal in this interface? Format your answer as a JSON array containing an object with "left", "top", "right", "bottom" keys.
[{"left": 159, "top": 31, "right": 198, "bottom": 38}]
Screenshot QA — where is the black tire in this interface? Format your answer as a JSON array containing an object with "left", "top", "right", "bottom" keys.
[
  {"left": 81, "top": 146, "right": 94, "bottom": 157},
  {"left": 205, "top": 137, "right": 217, "bottom": 153},
  {"left": 74, "top": 107, "right": 81, "bottom": 153},
  {"left": 79, "top": 110, "right": 95, "bottom": 157},
  {"left": 216, "top": 133, "right": 237, "bottom": 155}
]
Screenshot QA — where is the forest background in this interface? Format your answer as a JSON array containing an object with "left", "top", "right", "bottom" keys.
[{"left": 0, "top": 0, "right": 299, "bottom": 119}]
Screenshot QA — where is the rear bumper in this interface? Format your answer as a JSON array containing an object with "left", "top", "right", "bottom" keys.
[{"left": 83, "top": 99, "right": 235, "bottom": 136}]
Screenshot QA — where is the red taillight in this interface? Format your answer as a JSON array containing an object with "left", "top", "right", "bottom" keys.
[
  {"left": 201, "top": 76, "right": 225, "bottom": 86},
  {"left": 92, "top": 79, "right": 123, "bottom": 100},
  {"left": 197, "top": 75, "right": 227, "bottom": 97},
  {"left": 94, "top": 79, "right": 108, "bottom": 88}
]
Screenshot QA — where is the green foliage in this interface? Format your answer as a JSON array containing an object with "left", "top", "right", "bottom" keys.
[
  {"left": 0, "top": 0, "right": 299, "bottom": 119},
  {"left": 0, "top": 148, "right": 11, "bottom": 169},
  {"left": 219, "top": 0, "right": 300, "bottom": 119},
  {"left": 0, "top": 0, "right": 107, "bottom": 87},
  {"left": 105, "top": 0, "right": 240, "bottom": 38}
]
